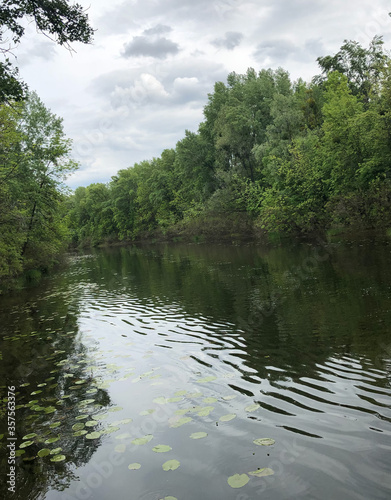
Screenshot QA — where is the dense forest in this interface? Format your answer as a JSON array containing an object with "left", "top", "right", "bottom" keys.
[
  {"left": 67, "top": 37, "right": 391, "bottom": 247},
  {"left": 1, "top": 34, "right": 391, "bottom": 284}
]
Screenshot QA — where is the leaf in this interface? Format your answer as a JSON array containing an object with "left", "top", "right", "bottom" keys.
[
  {"left": 189, "top": 432, "right": 208, "bottom": 440},
  {"left": 197, "top": 376, "right": 216, "bottom": 383},
  {"left": 86, "top": 432, "right": 101, "bottom": 439},
  {"left": 72, "top": 423, "right": 85, "bottom": 431},
  {"left": 227, "top": 473, "right": 249, "bottom": 488},
  {"left": 253, "top": 438, "right": 275, "bottom": 446},
  {"left": 45, "top": 437, "right": 60, "bottom": 444},
  {"left": 162, "top": 459, "right": 180, "bottom": 471},
  {"left": 219, "top": 413, "right": 236, "bottom": 422},
  {"left": 128, "top": 463, "right": 141, "bottom": 470},
  {"left": 203, "top": 397, "right": 218, "bottom": 404},
  {"left": 170, "top": 417, "right": 192, "bottom": 428},
  {"left": 153, "top": 397, "right": 168, "bottom": 404},
  {"left": 19, "top": 440, "right": 34, "bottom": 448},
  {"left": 245, "top": 404, "right": 260, "bottom": 413},
  {"left": 50, "top": 454, "right": 66, "bottom": 462},
  {"left": 159, "top": 497, "right": 178, "bottom": 500},
  {"left": 73, "top": 430, "right": 88, "bottom": 437},
  {"left": 115, "top": 444, "right": 126, "bottom": 453},
  {"left": 152, "top": 444, "right": 172, "bottom": 453},
  {"left": 115, "top": 432, "right": 131, "bottom": 440},
  {"left": 22, "top": 433, "right": 37, "bottom": 440},
  {"left": 248, "top": 468, "right": 274, "bottom": 477},
  {"left": 49, "top": 422, "right": 61, "bottom": 429},
  {"left": 50, "top": 448, "right": 62, "bottom": 455},
  {"left": 132, "top": 434, "right": 153, "bottom": 445},
  {"left": 139, "top": 409, "right": 155, "bottom": 416},
  {"left": 37, "top": 448, "right": 51, "bottom": 457},
  {"left": 85, "top": 421, "right": 97, "bottom": 427}
]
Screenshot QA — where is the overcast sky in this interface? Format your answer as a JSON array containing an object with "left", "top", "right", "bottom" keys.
[{"left": 15, "top": 0, "right": 391, "bottom": 188}]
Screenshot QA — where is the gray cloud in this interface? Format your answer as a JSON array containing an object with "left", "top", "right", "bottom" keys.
[
  {"left": 143, "top": 24, "right": 172, "bottom": 36},
  {"left": 211, "top": 31, "right": 243, "bottom": 50},
  {"left": 253, "top": 38, "right": 325, "bottom": 66},
  {"left": 17, "top": 40, "right": 57, "bottom": 65},
  {"left": 122, "top": 36, "right": 180, "bottom": 59}
]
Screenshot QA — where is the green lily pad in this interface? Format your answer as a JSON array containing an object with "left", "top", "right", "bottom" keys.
[
  {"left": 189, "top": 432, "right": 208, "bottom": 439},
  {"left": 15, "top": 449, "right": 25, "bottom": 457},
  {"left": 153, "top": 397, "right": 167, "bottom": 404},
  {"left": 50, "top": 454, "right": 66, "bottom": 462},
  {"left": 222, "top": 395, "right": 236, "bottom": 401},
  {"left": 152, "top": 444, "right": 172, "bottom": 453},
  {"left": 75, "top": 415, "right": 88, "bottom": 420},
  {"left": 175, "top": 408, "right": 189, "bottom": 416},
  {"left": 22, "top": 433, "right": 37, "bottom": 440},
  {"left": 197, "top": 376, "right": 216, "bottom": 383},
  {"left": 162, "top": 459, "right": 180, "bottom": 471},
  {"left": 19, "top": 440, "right": 34, "bottom": 448},
  {"left": 50, "top": 448, "right": 62, "bottom": 455},
  {"left": 253, "top": 438, "right": 275, "bottom": 446},
  {"left": 248, "top": 468, "right": 274, "bottom": 477},
  {"left": 37, "top": 448, "right": 51, "bottom": 457},
  {"left": 30, "top": 390, "right": 42, "bottom": 395},
  {"left": 167, "top": 397, "right": 183, "bottom": 403},
  {"left": 174, "top": 390, "right": 187, "bottom": 396},
  {"left": 203, "top": 397, "right": 218, "bottom": 404},
  {"left": 85, "top": 421, "right": 97, "bottom": 427},
  {"left": 73, "top": 430, "right": 88, "bottom": 437},
  {"left": 101, "top": 426, "right": 120, "bottom": 434},
  {"left": 128, "top": 463, "right": 141, "bottom": 470},
  {"left": 159, "top": 497, "right": 178, "bottom": 500},
  {"left": 245, "top": 404, "right": 260, "bottom": 412},
  {"left": 49, "top": 422, "right": 61, "bottom": 429},
  {"left": 139, "top": 409, "right": 155, "bottom": 416},
  {"left": 115, "top": 432, "right": 132, "bottom": 440},
  {"left": 115, "top": 444, "right": 126, "bottom": 453},
  {"left": 86, "top": 432, "right": 101, "bottom": 439},
  {"left": 219, "top": 413, "right": 236, "bottom": 422},
  {"left": 227, "top": 473, "right": 249, "bottom": 488},
  {"left": 45, "top": 437, "right": 60, "bottom": 444},
  {"left": 132, "top": 434, "right": 153, "bottom": 445},
  {"left": 197, "top": 406, "right": 214, "bottom": 417},
  {"left": 72, "top": 423, "right": 85, "bottom": 431},
  {"left": 170, "top": 417, "right": 192, "bottom": 428}
]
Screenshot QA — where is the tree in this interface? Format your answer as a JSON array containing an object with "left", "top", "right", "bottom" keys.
[{"left": 0, "top": 0, "right": 94, "bottom": 101}]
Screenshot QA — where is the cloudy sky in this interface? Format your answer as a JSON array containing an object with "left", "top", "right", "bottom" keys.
[{"left": 15, "top": 0, "right": 391, "bottom": 188}]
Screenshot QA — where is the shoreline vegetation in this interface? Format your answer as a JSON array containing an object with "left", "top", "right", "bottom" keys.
[{"left": 2, "top": 36, "right": 391, "bottom": 290}]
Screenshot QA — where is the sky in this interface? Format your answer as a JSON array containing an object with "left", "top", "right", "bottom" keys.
[{"left": 14, "top": 0, "right": 391, "bottom": 188}]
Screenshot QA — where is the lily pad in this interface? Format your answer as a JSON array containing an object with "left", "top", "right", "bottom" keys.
[
  {"left": 219, "top": 413, "right": 236, "bottom": 422},
  {"left": 132, "top": 434, "right": 153, "bottom": 445},
  {"left": 72, "top": 423, "right": 85, "bottom": 431},
  {"left": 245, "top": 404, "right": 260, "bottom": 413},
  {"left": 162, "top": 459, "right": 180, "bottom": 471},
  {"left": 50, "top": 448, "right": 62, "bottom": 455},
  {"left": 19, "top": 440, "right": 34, "bottom": 448},
  {"left": 174, "top": 390, "right": 187, "bottom": 396},
  {"left": 197, "top": 376, "right": 216, "bottom": 383},
  {"left": 203, "top": 397, "right": 218, "bottom": 404},
  {"left": 50, "top": 454, "right": 66, "bottom": 462},
  {"left": 197, "top": 407, "right": 214, "bottom": 417},
  {"left": 167, "top": 397, "right": 183, "bottom": 403},
  {"left": 73, "top": 430, "right": 88, "bottom": 437},
  {"left": 115, "top": 432, "right": 131, "bottom": 440},
  {"left": 37, "top": 449, "right": 51, "bottom": 457},
  {"left": 248, "top": 468, "right": 274, "bottom": 477},
  {"left": 139, "top": 409, "right": 155, "bottom": 416},
  {"left": 189, "top": 432, "right": 208, "bottom": 439},
  {"left": 75, "top": 415, "right": 88, "bottom": 420},
  {"left": 86, "top": 432, "right": 101, "bottom": 439},
  {"left": 227, "top": 473, "right": 249, "bottom": 489},
  {"left": 170, "top": 417, "right": 192, "bottom": 428},
  {"left": 153, "top": 397, "right": 167, "bottom": 404},
  {"left": 45, "top": 437, "right": 60, "bottom": 444},
  {"left": 115, "top": 444, "right": 126, "bottom": 453},
  {"left": 222, "top": 395, "right": 237, "bottom": 401},
  {"left": 15, "top": 449, "right": 25, "bottom": 457},
  {"left": 128, "top": 463, "right": 141, "bottom": 470},
  {"left": 253, "top": 438, "right": 275, "bottom": 446},
  {"left": 85, "top": 421, "right": 97, "bottom": 427},
  {"left": 22, "top": 433, "right": 37, "bottom": 440},
  {"left": 49, "top": 422, "right": 61, "bottom": 429},
  {"left": 159, "top": 497, "right": 178, "bottom": 500},
  {"left": 152, "top": 444, "right": 172, "bottom": 453}
]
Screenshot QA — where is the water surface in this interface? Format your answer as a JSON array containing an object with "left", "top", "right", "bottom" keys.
[{"left": 0, "top": 239, "right": 390, "bottom": 500}]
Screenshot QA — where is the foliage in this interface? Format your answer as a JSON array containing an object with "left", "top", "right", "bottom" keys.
[{"left": 0, "top": 0, "right": 94, "bottom": 102}]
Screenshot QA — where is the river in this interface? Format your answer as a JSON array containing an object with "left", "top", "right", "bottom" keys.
[{"left": 0, "top": 237, "right": 390, "bottom": 500}]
